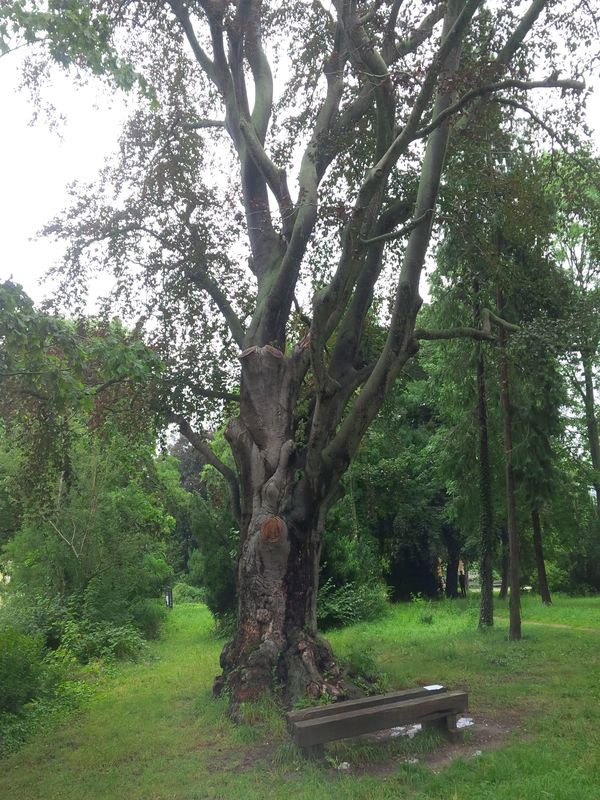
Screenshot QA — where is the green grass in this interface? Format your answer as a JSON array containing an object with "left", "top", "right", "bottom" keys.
[
  {"left": 2, "top": 597, "right": 600, "bottom": 799},
  {"left": 497, "top": 592, "right": 600, "bottom": 629}
]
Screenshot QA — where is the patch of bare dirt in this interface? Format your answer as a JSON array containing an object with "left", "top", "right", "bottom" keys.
[{"left": 343, "top": 709, "right": 528, "bottom": 777}]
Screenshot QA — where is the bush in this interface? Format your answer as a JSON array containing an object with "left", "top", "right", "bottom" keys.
[
  {"left": 317, "top": 579, "right": 389, "bottom": 629},
  {"left": 212, "top": 610, "right": 237, "bottom": 639},
  {"left": 173, "top": 582, "right": 205, "bottom": 604},
  {"left": 340, "top": 643, "right": 389, "bottom": 693},
  {"left": 0, "top": 627, "right": 46, "bottom": 714},
  {"left": 57, "top": 619, "right": 147, "bottom": 663},
  {"left": 131, "top": 599, "right": 166, "bottom": 639},
  {"left": 0, "top": 592, "right": 66, "bottom": 648},
  {"left": 544, "top": 562, "right": 571, "bottom": 594}
]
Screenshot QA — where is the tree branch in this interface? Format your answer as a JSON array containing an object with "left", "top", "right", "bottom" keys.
[
  {"left": 413, "top": 76, "right": 585, "bottom": 140},
  {"left": 238, "top": 118, "right": 293, "bottom": 217},
  {"left": 187, "top": 385, "right": 240, "bottom": 403},
  {"left": 389, "top": 3, "right": 446, "bottom": 62},
  {"left": 481, "top": 308, "right": 520, "bottom": 334},
  {"left": 188, "top": 267, "right": 247, "bottom": 348},
  {"left": 167, "top": 0, "right": 216, "bottom": 83},
  {"left": 171, "top": 414, "right": 241, "bottom": 525},
  {"left": 359, "top": 0, "right": 386, "bottom": 25},
  {"left": 496, "top": 0, "right": 549, "bottom": 66},
  {"left": 413, "top": 326, "right": 496, "bottom": 342},
  {"left": 182, "top": 118, "right": 226, "bottom": 129},
  {"left": 361, "top": 210, "right": 432, "bottom": 245}
]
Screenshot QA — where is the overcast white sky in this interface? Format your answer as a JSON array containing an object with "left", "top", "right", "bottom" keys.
[
  {"left": 0, "top": 55, "right": 128, "bottom": 305},
  {"left": 1, "top": 48, "right": 599, "bottom": 309}
]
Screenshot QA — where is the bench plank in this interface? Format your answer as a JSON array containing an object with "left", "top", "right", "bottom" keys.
[
  {"left": 291, "top": 690, "right": 468, "bottom": 747},
  {"left": 286, "top": 685, "right": 447, "bottom": 724}
]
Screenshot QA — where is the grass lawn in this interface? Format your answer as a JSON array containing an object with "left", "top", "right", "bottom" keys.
[
  {"left": 2, "top": 596, "right": 600, "bottom": 800},
  {"left": 497, "top": 592, "right": 600, "bottom": 629}
]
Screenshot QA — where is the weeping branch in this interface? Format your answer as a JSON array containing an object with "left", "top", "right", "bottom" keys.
[{"left": 494, "top": 96, "right": 564, "bottom": 143}]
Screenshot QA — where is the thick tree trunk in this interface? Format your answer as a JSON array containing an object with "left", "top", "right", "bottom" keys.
[
  {"left": 474, "top": 285, "right": 494, "bottom": 627},
  {"left": 531, "top": 507, "right": 552, "bottom": 605},
  {"left": 582, "top": 355, "right": 600, "bottom": 513},
  {"left": 216, "top": 504, "right": 341, "bottom": 708},
  {"left": 498, "top": 289, "right": 521, "bottom": 641},
  {"left": 213, "top": 346, "right": 343, "bottom": 712},
  {"left": 499, "top": 524, "right": 509, "bottom": 600}
]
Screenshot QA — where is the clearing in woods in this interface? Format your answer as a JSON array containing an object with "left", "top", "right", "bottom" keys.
[{"left": 2, "top": 595, "right": 600, "bottom": 800}]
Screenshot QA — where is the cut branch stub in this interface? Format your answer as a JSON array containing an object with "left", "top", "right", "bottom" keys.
[{"left": 260, "top": 515, "right": 286, "bottom": 543}]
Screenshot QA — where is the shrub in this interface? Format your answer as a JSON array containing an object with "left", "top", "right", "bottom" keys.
[
  {"left": 340, "top": 643, "right": 389, "bottom": 695},
  {"left": 544, "top": 562, "right": 571, "bottom": 594},
  {"left": 0, "top": 592, "right": 66, "bottom": 648},
  {"left": 187, "top": 533, "right": 237, "bottom": 618},
  {"left": 0, "top": 627, "right": 46, "bottom": 714},
  {"left": 212, "top": 610, "right": 237, "bottom": 639},
  {"left": 317, "top": 579, "right": 389, "bottom": 629},
  {"left": 173, "top": 582, "right": 205, "bottom": 604},
  {"left": 57, "top": 619, "right": 147, "bottom": 663},
  {"left": 131, "top": 599, "right": 166, "bottom": 639}
]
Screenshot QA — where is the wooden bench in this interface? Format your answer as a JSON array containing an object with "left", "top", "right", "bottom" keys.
[{"left": 286, "top": 685, "right": 468, "bottom": 758}]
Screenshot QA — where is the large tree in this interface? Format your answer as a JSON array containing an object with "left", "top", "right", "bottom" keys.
[{"left": 2, "top": 0, "right": 595, "bottom": 707}]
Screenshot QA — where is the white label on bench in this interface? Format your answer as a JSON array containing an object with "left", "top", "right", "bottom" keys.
[{"left": 424, "top": 684, "right": 444, "bottom": 691}]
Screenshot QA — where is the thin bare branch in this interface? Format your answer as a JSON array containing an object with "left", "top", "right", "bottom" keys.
[{"left": 361, "top": 210, "right": 433, "bottom": 245}]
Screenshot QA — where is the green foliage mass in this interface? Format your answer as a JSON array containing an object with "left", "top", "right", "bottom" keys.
[
  {"left": 0, "top": 628, "right": 47, "bottom": 714},
  {"left": 0, "top": 290, "right": 183, "bottom": 718}
]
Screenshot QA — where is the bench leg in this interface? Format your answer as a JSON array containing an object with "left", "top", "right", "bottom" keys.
[
  {"left": 301, "top": 743, "right": 325, "bottom": 760},
  {"left": 423, "top": 714, "right": 459, "bottom": 740}
]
